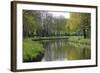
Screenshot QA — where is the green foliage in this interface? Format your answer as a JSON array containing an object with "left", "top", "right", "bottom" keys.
[
  {"left": 23, "top": 10, "right": 91, "bottom": 61},
  {"left": 53, "top": 16, "right": 67, "bottom": 34},
  {"left": 23, "top": 38, "right": 44, "bottom": 62},
  {"left": 68, "top": 36, "right": 90, "bottom": 44},
  {"left": 23, "top": 10, "right": 42, "bottom": 37},
  {"left": 79, "top": 13, "right": 91, "bottom": 38},
  {"left": 23, "top": 10, "right": 68, "bottom": 37},
  {"left": 66, "top": 13, "right": 81, "bottom": 32},
  {"left": 66, "top": 12, "right": 91, "bottom": 38}
]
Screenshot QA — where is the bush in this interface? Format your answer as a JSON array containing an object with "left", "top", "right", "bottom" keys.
[{"left": 23, "top": 38, "right": 44, "bottom": 62}]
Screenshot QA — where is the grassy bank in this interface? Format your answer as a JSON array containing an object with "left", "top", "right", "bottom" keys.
[
  {"left": 23, "top": 38, "right": 44, "bottom": 62},
  {"left": 32, "top": 36, "right": 69, "bottom": 41},
  {"left": 65, "top": 36, "right": 91, "bottom": 60}
]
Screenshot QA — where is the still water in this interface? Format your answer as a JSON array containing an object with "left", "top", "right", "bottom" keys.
[{"left": 39, "top": 39, "right": 91, "bottom": 61}]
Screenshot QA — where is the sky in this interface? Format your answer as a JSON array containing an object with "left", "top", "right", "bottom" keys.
[{"left": 48, "top": 12, "right": 70, "bottom": 19}]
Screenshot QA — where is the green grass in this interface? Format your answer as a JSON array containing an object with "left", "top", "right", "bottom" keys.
[
  {"left": 68, "top": 36, "right": 90, "bottom": 44},
  {"left": 23, "top": 38, "right": 44, "bottom": 62},
  {"left": 32, "top": 36, "right": 69, "bottom": 41}
]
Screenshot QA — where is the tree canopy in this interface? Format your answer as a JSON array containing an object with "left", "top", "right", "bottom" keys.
[{"left": 23, "top": 10, "right": 91, "bottom": 38}]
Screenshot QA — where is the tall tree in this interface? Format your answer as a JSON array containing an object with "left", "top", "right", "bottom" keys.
[
  {"left": 79, "top": 13, "right": 91, "bottom": 38},
  {"left": 66, "top": 12, "right": 91, "bottom": 38},
  {"left": 23, "top": 10, "right": 42, "bottom": 37},
  {"left": 53, "top": 16, "right": 67, "bottom": 36},
  {"left": 66, "top": 13, "right": 81, "bottom": 34}
]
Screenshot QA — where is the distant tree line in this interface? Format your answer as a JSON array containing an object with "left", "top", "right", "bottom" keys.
[
  {"left": 23, "top": 10, "right": 91, "bottom": 39},
  {"left": 23, "top": 10, "right": 67, "bottom": 37}
]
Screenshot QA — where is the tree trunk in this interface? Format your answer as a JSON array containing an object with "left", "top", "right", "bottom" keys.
[{"left": 83, "top": 28, "right": 87, "bottom": 39}]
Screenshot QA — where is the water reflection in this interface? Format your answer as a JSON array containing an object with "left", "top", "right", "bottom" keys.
[
  {"left": 39, "top": 39, "right": 91, "bottom": 61},
  {"left": 41, "top": 39, "right": 67, "bottom": 61}
]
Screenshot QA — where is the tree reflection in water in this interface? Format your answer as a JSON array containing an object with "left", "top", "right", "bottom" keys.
[{"left": 40, "top": 39, "right": 91, "bottom": 61}]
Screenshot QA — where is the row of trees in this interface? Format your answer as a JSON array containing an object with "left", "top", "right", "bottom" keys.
[
  {"left": 23, "top": 10, "right": 91, "bottom": 38},
  {"left": 23, "top": 10, "right": 67, "bottom": 37}
]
